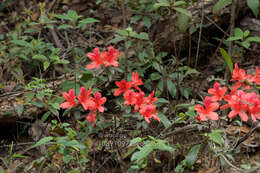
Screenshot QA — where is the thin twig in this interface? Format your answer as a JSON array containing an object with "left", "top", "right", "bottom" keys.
[
  {"left": 225, "top": 0, "right": 237, "bottom": 80},
  {"left": 204, "top": 15, "right": 230, "bottom": 37},
  {"left": 218, "top": 154, "right": 244, "bottom": 172},
  {"left": 195, "top": 0, "right": 205, "bottom": 68},
  {"left": 121, "top": 0, "right": 129, "bottom": 78},
  {"left": 49, "top": 28, "right": 64, "bottom": 49},
  {"left": 234, "top": 122, "right": 260, "bottom": 149}
]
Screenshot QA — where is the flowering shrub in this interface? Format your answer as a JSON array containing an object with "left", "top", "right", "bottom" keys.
[
  {"left": 114, "top": 72, "right": 160, "bottom": 123},
  {"left": 195, "top": 63, "right": 260, "bottom": 122},
  {"left": 86, "top": 46, "right": 119, "bottom": 69},
  {"left": 60, "top": 86, "right": 106, "bottom": 125},
  {"left": 60, "top": 46, "right": 160, "bottom": 125}
]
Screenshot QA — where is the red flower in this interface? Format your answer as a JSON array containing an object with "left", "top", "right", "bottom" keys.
[
  {"left": 60, "top": 89, "right": 77, "bottom": 109},
  {"left": 131, "top": 72, "right": 143, "bottom": 91},
  {"left": 221, "top": 90, "right": 248, "bottom": 122},
  {"left": 114, "top": 80, "right": 132, "bottom": 96},
  {"left": 244, "top": 92, "right": 260, "bottom": 122},
  {"left": 145, "top": 90, "right": 158, "bottom": 104},
  {"left": 195, "top": 96, "right": 219, "bottom": 121},
  {"left": 123, "top": 89, "right": 137, "bottom": 106},
  {"left": 231, "top": 63, "right": 251, "bottom": 90},
  {"left": 208, "top": 82, "right": 227, "bottom": 101},
  {"left": 86, "top": 48, "right": 103, "bottom": 69},
  {"left": 77, "top": 87, "right": 95, "bottom": 110},
  {"left": 134, "top": 91, "right": 146, "bottom": 112},
  {"left": 91, "top": 92, "right": 106, "bottom": 112},
  {"left": 195, "top": 116, "right": 201, "bottom": 122},
  {"left": 85, "top": 112, "right": 96, "bottom": 126},
  {"left": 139, "top": 104, "right": 160, "bottom": 123},
  {"left": 102, "top": 46, "right": 119, "bottom": 67},
  {"left": 250, "top": 67, "right": 260, "bottom": 85}
]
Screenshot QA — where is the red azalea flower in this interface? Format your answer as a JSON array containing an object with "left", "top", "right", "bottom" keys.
[
  {"left": 195, "top": 115, "right": 201, "bottom": 122},
  {"left": 134, "top": 91, "right": 146, "bottom": 112},
  {"left": 208, "top": 82, "right": 227, "bottom": 101},
  {"left": 102, "top": 46, "right": 119, "bottom": 67},
  {"left": 221, "top": 90, "right": 248, "bottom": 122},
  {"left": 60, "top": 89, "right": 77, "bottom": 109},
  {"left": 245, "top": 92, "right": 260, "bottom": 122},
  {"left": 91, "top": 92, "right": 106, "bottom": 112},
  {"left": 86, "top": 48, "right": 104, "bottom": 69},
  {"left": 231, "top": 63, "right": 251, "bottom": 90},
  {"left": 85, "top": 112, "right": 96, "bottom": 126},
  {"left": 139, "top": 104, "right": 160, "bottom": 123},
  {"left": 131, "top": 72, "right": 143, "bottom": 91},
  {"left": 114, "top": 80, "right": 132, "bottom": 96},
  {"left": 250, "top": 67, "right": 260, "bottom": 85},
  {"left": 145, "top": 90, "right": 158, "bottom": 104},
  {"left": 195, "top": 96, "right": 219, "bottom": 121},
  {"left": 123, "top": 89, "right": 137, "bottom": 106},
  {"left": 77, "top": 87, "right": 95, "bottom": 110}
]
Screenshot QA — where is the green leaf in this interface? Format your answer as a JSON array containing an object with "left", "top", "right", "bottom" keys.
[
  {"left": 241, "top": 41, "right": 250, "bottom": 48},
  {"left": 130, "top": 32, "right": 148, "bottom": 40},
  {"left": 63, "top": 155, "right": 73, "bottom": 164},
  {"left": 57, "top": 24, "right": 74, "bottom": 30},
  {"left": 213, "top": 0, "right": 232, "bottom": 14},
  {"left": 173, "top": 1, "right": 186, "bottom": 6},
  {"left": 32, "top": 54, "right": 48, "bottom": 62},
  {"left": 157, "top": 98, "right": 170, "bottom": 104},
  {"left": 176, "top": 12, "right": 190, "bottom": 33},
  {"left": 246, "top": 36, "right": 260, "bottom": 42},
  {"left": 226, "top": 36, "right": 241, "bottom": 41},
  {"left": 247, "top": 0, "right": 259, "bottom": 18},
  {"left": 11, "top": 40, "right": 30, "bottom": 47},
  {"left": 55, "top": 14, "right": 72, "bottom": 20},
  {"left": 25, "top": 92, "right": 35, "bottom": 102},
  {"left": 234, "top": 28, "right": 243, "bottom": 39},
  {"left": 131, "top": 144, "right": 153, "bottom": 163},
  {"left": 31, "top": 101, "right": 45, "bottom": 108},
  {"left": 154, "top": 3, "right": 170, "bottom": 10},
  {"left": 41, "top": 111, "right": 51, "bottom": 121},
  {"left": 150, "top": 73, "right": 161, "bottom": 80},
  {"left": 16, "top": 104, "right": 23, "bottom": 117},
  {"left": 128, "top": 137, "right": 143, "bottom": 146},
  {"left": 138, "top": 32, "right": 149, "bottom": 40},
  {"left": 243, "top": 30, "right": 250, "bottom": 38},
  {"left": 68, "top": 169, "right": 80, "bottom": 173},
  {"left": 158, "top": 0, "right": 169, "bottom": 3},
  {"left": 174, "top": 7, "right": 192, "bottom": 18},
  {"left": 79, "top": 18, "right": 99, "bottom": 25},
  {"left": 43, "top": 61, "right": 50, "bottom": 71},
  {"left": 142, "top": 16, "right": 151, "bottom": 28},
  {"left": 130, "top": 15, "right": 142, "bottom": 23},
  {"left": 108, "top": 36, "right": 126, "bottom": 44},
  {"left": 54, "top": 59, "right": 70, "bottom": 64},
  {"left": 219, "top": 48, "right": 233, "bottom": 73},
  {"left": 158, "top": 113, "right": 171, "bottom": 128},
  {"left": 158, "top": 80, "right": 164, "bottom": 91},
  {"left": 184, "top": 144, "right": 200, "bottom": 168},
  {"left": 29, "top": 136, "right": 53, "bottom": 149},
  {"left": 167, "top": 80, "right": 177, "bottom": 98},
  {"left": 68, "top": 10, "right": 82, "bottom": 23},
  {"left": 11, "top": 154, "right": 27, "bottom": 159},
  {"left": 152, "top": 62, "right": 162, "bottom": 73},
  {"left": 180, "top": 88, "right": 191, "bottom": 99},
  {"left": 208, "top": 130, "right": 223, "bottom": 145},
  {"left": 115, "top": 29, "right": 129, "bottom": 37}
]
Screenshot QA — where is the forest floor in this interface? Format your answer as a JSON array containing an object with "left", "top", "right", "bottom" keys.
[{"left": 0, "top": 0, "right": 259, "bottom": 173}]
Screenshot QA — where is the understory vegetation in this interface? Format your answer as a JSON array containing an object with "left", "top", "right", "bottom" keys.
[{"left": 0, "top": 0, "right": 259, "bottom": 172}]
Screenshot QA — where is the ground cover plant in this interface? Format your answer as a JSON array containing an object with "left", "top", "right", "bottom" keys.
[{"left": 0, "top": 0, "right": 259, "bottom": 172}]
